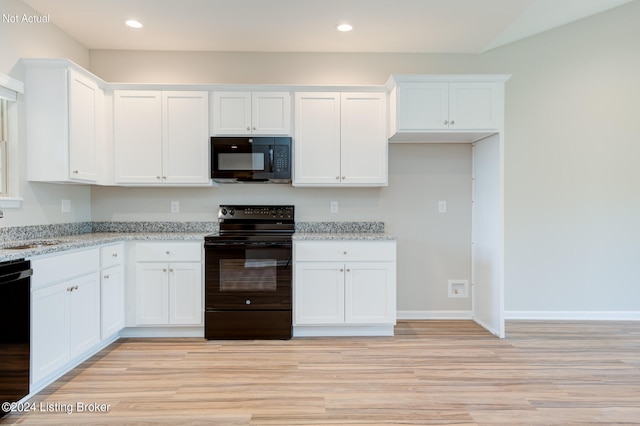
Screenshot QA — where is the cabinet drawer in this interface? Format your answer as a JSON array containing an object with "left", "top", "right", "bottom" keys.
[
  {"left": 31, "top": 248, "right": 100, "bottom": 289},
  {"left": 294, "top": 241, "right": 396, "bottom": 262},
  {"left": 135, "top": 242, "right": 202, "bottom": 262},
  {"left": 101, "top": 243, "right": 124, "bottom": 268}
]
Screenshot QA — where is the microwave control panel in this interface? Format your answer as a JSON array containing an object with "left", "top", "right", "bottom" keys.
[{"left": 274, "top": 145, "right": 289, "bottom": 173}]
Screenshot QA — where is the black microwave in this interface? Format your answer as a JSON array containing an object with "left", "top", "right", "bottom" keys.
[{"left": 211, "top": 137, "right": 291, "bottom": 183}]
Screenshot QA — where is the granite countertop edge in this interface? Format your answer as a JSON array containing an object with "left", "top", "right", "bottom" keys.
[
  {"left": 292, "top": 232, "right": 396, "bottom": 241},
  {"left": 1, "top": 229, "right": 396, "bottom": 262},
  {"left": 0, "top": 232, "right": 208, "bottom": 262}
]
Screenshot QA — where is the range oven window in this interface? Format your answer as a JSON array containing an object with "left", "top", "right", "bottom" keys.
[
  {"left": 219, "top": 258, "right": 277, "bottom": 292},
  {"left": 205, "top": 242, "right": 292, "bottom": 311}
]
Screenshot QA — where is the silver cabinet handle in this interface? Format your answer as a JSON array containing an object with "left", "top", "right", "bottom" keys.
[
  {"left": 156, "top": 176, "right": 161, "bottom": 180},
  {"left": 444, "top": 120, "right": 448, "bottom": 125},
  {"left": 72, "top": 170, "right": 79, "bottom": 174},
  {"left": 166, "top": 251, "right": 170, "bottom": 255},
  {"left": 169, "top": 269, "right": 174, "bottom": 273},
  {"left": 336, "top": 176, "right": 340, "bottom": 180},
  {"left": 104, "top": 274, "right": 110, "bottom": 279},
  {"left": 343, "top": 251, "right": 347, "bottom": 255},
  {"left": 339, "top": 268, "right": 344, "bottom": 272},
  {"left": 112, "top": 253, "right": 118, "bottom": 257},
  {"left": 346, "top": 269, "right": 351, "bottom": 272},
  {"left": 246, "top": 126, "right": 251, "bottom": 131},
  {"left": 450, "top": 120, "right": 455, "bottom": 125},
  {"left": 163, "top": 268, "right": 167, "bottom": 272}
]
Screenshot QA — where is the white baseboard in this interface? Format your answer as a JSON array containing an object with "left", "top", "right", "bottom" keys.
[
  {"left": 120, "top": 326, "right": 204, "bottom": 338},
  {"left": 505, "top": 311, "right": 640, "bottom": 321},
  {"left": 293, "top": 325, "right": 394, "bottom": 337},
  {"left": 397, "top": 310, "right": 473, "bottom": 320}
]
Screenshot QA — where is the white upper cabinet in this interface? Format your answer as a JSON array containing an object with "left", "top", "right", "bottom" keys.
[
  {"left": 114, "top": 91, "right": 162, "bottom": 184},
  {"left": 340, "top": 93, "right": 387, "bottom": 186},
  {"left": 293, "top": 92, "right": 341, "bottom": 185},
  {"left": 162, "top": 92, "right": 211, "bottom": 184},
  {"left": 114, "top": 90, "right": 210, "bottom": 185},
  {"left": 212, "top": 91, "right": 291, "bottom": 135},
  {"left": 294, "top": 92, "right": 387, "bottom": 187},
  {"left": 24, "top": 60, "right": 104, "bottom": 183},
  {"left": 388, "top": 75, "right": 508, "bottom": 143}
]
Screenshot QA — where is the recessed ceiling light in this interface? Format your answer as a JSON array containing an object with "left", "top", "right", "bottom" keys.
[
  {"left": 125, "top": 19, "right": 143, "bottom": 29},
  {"left": 337, "top": 23, "right": 353, "bottom": 32}
]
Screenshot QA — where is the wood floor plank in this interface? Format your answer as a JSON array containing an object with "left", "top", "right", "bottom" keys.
[{"left": 2, "top": 320, "right": 640, "bottom": 425}]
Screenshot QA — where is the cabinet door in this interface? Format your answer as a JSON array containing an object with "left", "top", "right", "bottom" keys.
[
  {"left": 31, "top": 282, "right": 69, "bottom": 385},
  {"left": 68, "top": 69, "right": 99, "bottom": 182},
  {"left": 162, "top": 91, "right": 210, "bottom": 184},
  {"left": 169, "top": 262, "right": 202, "bottom": 325},
  {"left": 449, "top": 82, "right": 499, "bottom": 130},
  {"left": 114, "top": 91, "right": 163, "bottom": 183},
  {"left": 397, "top": 82, "right": 448, "bottom": 130},
  {"left": 294, "top": 262, "right": 345, "bottom": 325},
  {"left": 68, "top": 272, "right": 101, "bottom": 359},
  {"left": 293, "top": 92, "right": 341, "bottom": 185},
  {"left": 340, "top": 93, "right": 387, "bottom": 185},
  {"left": 136, "top": 263, "right": 170, "bottom": 325},
  {"left": 212, "top": 91, "right": 252, "bottom": 135},
  {"left": 252, "top": 92, "right": 291, "bottom": 135},
  {"left": 345, "top": 262, "right": 396, "bottom": 324},
  {"left": 101, "top": 264, "right": 125, "bottom": 339}
]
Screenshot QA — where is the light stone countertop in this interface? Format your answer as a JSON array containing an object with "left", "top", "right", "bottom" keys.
[
  {"left": 0, "top": 232, "right": 208, "bottom": 262},
  {"left": 292, "top": 232, "right": 396, "bottom": 241}
]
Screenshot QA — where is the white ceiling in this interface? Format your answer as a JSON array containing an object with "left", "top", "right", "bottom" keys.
[{"left": 21, "top": 0, "right": 634, "bottom": 53}]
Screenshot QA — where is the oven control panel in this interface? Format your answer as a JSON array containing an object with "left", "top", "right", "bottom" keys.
[{"left": 218, "top": 205, "right": 294, "bottom": 220}]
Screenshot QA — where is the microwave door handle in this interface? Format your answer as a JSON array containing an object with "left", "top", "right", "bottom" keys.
[{"left": 269, "top": 146, "right": 274, "bottom": 172}]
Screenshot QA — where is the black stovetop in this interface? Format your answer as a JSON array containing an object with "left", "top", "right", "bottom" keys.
[{"left": 205, "top": 205, "right": 295, "bottom": 242}]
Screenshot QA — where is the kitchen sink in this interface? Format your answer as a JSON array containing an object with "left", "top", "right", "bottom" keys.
[{"left": 2, "top": 241, "right": 64, "bottom": 250}]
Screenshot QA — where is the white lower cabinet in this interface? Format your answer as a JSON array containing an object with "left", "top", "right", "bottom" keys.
[
  {"left": 293, "top": 240, "right": 396, "bottom": 336},
  {"left": 134, "top": 242, "right": 203, "bottom": 326},
  {"left": 30, "top": 248, "right": 101, "bottom": 387},
  {"left": 68, "top": 273, "right": 101, "bottom": 357},
  {"left": 101, "top": 244, "right": 125, "bottom": 339}
]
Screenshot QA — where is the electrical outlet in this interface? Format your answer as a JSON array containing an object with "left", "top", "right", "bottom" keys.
[
  {"left": 438, "top": 200, "right": 447, "bottom": 213},
  {"left": 171, "top": 201, "right": 180, "bottom": 214},
  {"left": 330, "top": 201, "right": 339, "bottom": 214},
  {"left": 61, "top": 199, "right": 71, "bottom": 213}
]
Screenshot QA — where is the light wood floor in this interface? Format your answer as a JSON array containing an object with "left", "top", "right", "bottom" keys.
[{"left": 3, "top": 320, "right": 640, "bottom": 425}]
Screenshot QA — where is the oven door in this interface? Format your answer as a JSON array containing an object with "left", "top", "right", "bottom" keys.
[
  {"left": 211, "top": 137, "right": 274, "bottom": 181},
  {"left": 205, "top": 241, "right": 292, "bottom": 310}
]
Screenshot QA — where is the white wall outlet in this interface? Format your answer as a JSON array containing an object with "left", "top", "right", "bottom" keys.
[
  {"left": 448, "top": 279, "right": 469, "bottom": 298},
  {"left": 330, "top": 201, "right": 339, "bottom": 214},
  {"left": 61, "top": 199, "right": 71, "bottom": 213},
  {"left": 171, "top": 201, "right": 180, "bottom": 214},
  {"left": 438, "top": 200, "right": 447, "bottom": 213}
]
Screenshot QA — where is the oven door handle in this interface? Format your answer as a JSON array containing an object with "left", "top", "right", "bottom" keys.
[{"left": 205, "top": 242, "right": 292, "bottom": 249}]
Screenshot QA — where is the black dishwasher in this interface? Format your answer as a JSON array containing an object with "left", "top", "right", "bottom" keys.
[{"left": 0, "top": 258, "right": 33, "bottom": 417}]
